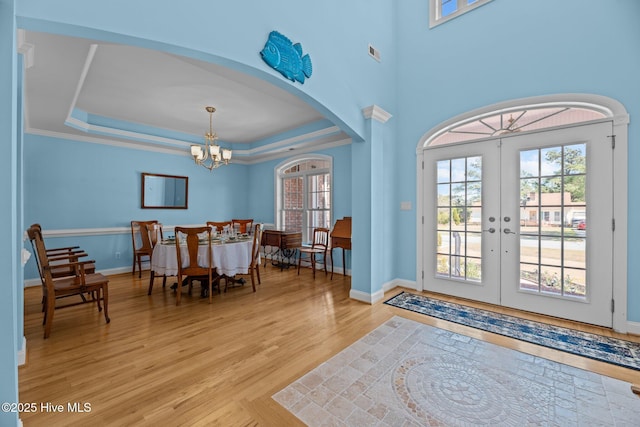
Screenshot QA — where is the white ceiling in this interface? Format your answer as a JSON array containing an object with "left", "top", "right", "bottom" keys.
[{"left": 20, "top": 30, "right": 348, "bottom": 163}]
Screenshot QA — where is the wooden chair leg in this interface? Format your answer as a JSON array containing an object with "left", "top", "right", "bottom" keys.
[
  {"left": 176, "top": 275, "right": 182, "bottom": 306},
  {"left": 323, "top": 252, "right": 328, "bottom": 276},
  {"left": 138, "top": 256, "right": 143, "bottom": 278},
  {"left": 132, "top": 256, "right": 136, "bottom": 275},
  {"left": 42, "top": 294, "right": 48, "bottom": 324},
  {"left": 250, "top": 268, "right": 257, "bottom": 292},
  {"left": 311, "top": 255, "right": 316, "bottom": 279},
  {"left": 96, "top": 287, "right": 103, "bottom": 313},
  {"left": 43, "top": 297, "right": 55, "bottom": 339},
  {"left": 102, "top": 285, "right": 110, "bottom": 323},
  {"left": 256, "top": 265, "right": 261, "bottom": 285},
  {"left": 297, "top": 252, "right": 302, "bottom": 275},
  {"left": 148, "top": 270, "right": 155, "bottom": 295}
]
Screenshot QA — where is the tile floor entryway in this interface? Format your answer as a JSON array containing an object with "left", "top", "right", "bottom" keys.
[{"left": 274, "top": 316, "right": 640, "bottom": 426}]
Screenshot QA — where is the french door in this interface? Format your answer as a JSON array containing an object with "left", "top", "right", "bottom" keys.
[{"left": 423, "top": 122, "right": 613, "bottom": 327}]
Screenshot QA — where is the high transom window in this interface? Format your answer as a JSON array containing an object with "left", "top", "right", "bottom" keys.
[
  {"left": 427, "top": 104, "right": 608, "bottom": 147},
  {"left": 276, "top": 156, "right": 332, "bottom": 243},
  {"left": 429, "top": 0, "right": 493, "bottom": 28}
]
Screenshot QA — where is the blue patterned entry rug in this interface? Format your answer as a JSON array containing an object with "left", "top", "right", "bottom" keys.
[{"left": 384, "top": 292, "right": 640, "bottom": 371}]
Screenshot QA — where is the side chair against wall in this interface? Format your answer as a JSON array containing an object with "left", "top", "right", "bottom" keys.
[
  {"left": 206, "top": 221, "right": 232, "bottom": 233},
  {"left": 231, "top": 218, "right": 254, "bottom": 234},
  {"left": 131, "top": 220, "right": 161, "bottom": 278},
  {"left": 174, "top": 226, "right": 219, "bottom": 305},
  {"left": 27, "top": 223, "right": 96, "bottom": 278},
  {"left": 29, "top": 224, "right": 110, "bottom": 338},
  {"left": 27, "top": 223, "right": 96, "bottom": 308},
  {"left": 297, "top": 227, "right": 329, "bottom": 279}
]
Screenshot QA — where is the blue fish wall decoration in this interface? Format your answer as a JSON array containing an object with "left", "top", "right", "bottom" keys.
[{"left": 260, "top": 31, "right": 312, "bottom": 84}]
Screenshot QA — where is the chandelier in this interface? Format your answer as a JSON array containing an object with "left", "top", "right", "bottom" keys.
[{"left": 190, "top": 106, "right": 232, "bottom": 171}]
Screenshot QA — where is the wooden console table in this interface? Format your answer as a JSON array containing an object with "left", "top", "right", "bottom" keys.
[{"left": 261, "top": 229, "right": 302, "bottom": 270}]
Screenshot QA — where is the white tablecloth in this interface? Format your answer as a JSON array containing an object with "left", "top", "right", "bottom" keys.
[{"left": 151, "top": 239, "right": 254, "bottom": 277}]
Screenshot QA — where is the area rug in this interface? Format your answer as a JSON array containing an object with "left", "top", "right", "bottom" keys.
[
  {"left": 384, "top": 291, "right": 640, "bottom": 371},
  {"left": 273, "top": 316, "right": 640, "bottom": 426}
]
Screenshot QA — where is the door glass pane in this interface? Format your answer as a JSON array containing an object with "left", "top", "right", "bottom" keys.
[
  {"left": 540, "top": 265, "right": 562, "bottom": 296},
  {"left": 437, "top": 160, "right": 450, "bottom": 183},
  {"left": 437, "top": 183, "right": 450, "bottom": 205},
  {"left": 563, "top": 268, "right": 586, "bottom": 298},
  {"left": 435, "top": 156, "right": 482, "bottom": 282},
  {"left": 519, "top": 144, "right": 587, "bottom": 299}
]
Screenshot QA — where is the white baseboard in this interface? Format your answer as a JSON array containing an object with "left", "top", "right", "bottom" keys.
[
  {"left": 383, "top": 278, "right": 417, "bottom": 293},
  {"left": 627, "top": 320, "right": 640, "bottom": 336},
  {"left": 17, "top": 336, "right": 26, "bottom": 366},
  {"left": 349, "top": 288, "right": 385, "bottom": 304},
  {"left": 100, "top": 266, "right": 136, "bottom": 276},
  {"left": 350, "top": 279, "right": 416, "bottom": 305},
  {"left": 23, "top": 278, "right": 40, "bottom": 287}
]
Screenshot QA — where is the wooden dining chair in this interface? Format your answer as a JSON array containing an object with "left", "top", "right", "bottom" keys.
[
  {"left": 206, "top": 221, "right": 232, "bottom": 233},
  {"left": 131, "top": 220, "right": 161, "bottom": 278},
  {"left": 29, "top": 224, "right": 110, "bottom": 338},
  {"left": 28, "top": 223, "right": 96, "bottom": 278},
  {"left": 231, "top": 218, "right": 254, "bottom": 234},
  {"left": 174, "top": 226, "right": 218, "bottom": 305},
  {"left": 27, "top": 223, "right": 97, "bottom": 309},
  {"left": 241, "top": 223, "right": 263, "bottom": 292},
  {"left": 297, "top": 227, "right": 329, "bottom": 278}
]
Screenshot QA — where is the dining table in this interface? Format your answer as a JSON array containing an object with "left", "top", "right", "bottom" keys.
[{"left": 149, "top": 236, "right": 255, "bottom": 293}]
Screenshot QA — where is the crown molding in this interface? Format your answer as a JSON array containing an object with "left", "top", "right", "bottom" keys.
[
  {"left": 362, "top": 105, "right": 392, "bottom": 124},
  {"left": 16, "top": 29, "right": 34, "bottom": 68},
  {"left": 26, "top": 125, "right": 351, "bottom": 164}
]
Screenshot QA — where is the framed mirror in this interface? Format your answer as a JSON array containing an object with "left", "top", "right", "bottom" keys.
[{"left": 141, "top": 173, "right": 188, "bottom": 209}]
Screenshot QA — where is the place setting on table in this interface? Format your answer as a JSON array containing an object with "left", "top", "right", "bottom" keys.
[{"left": 148, "top": 224, "right": 257, "bottom": 302}]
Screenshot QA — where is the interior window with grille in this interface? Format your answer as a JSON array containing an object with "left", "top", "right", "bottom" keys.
[
  {"left": 277, "top": 157, "right": 332, "bottom": 243},
  {"left": 430, "top": 0, "right": 493, "bottom": 28}
]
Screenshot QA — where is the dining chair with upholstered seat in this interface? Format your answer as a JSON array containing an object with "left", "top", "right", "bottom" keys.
[
  {"left": 29, "top": 224, "right": 110, "bottom": 338},
  {"left": 231, "top": 218, "right": 254, "bottom": 234},
  {"left": 174, "top": 226, "right": 219, "bottom": 305},
  {"left": 206, "top": 221, "right": 232, "bottom": 233},
  {"left": 131, "top": 220, "right": 161, "bottom": 278},
  {"left": 297, "top": 227, "right": 329, "bottom": 278}
]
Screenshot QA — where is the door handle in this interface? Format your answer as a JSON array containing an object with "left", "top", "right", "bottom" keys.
[
  {"left": 503, "top": 228, "right": 516, "bottom": 235},
  {"left": 483, "top": 228, "right": 496, "bottom": 233}
]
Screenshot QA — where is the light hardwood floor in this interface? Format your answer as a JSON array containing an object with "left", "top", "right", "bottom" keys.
[{"left": 19, "top": 265, "right": 640, "bottom": 426}]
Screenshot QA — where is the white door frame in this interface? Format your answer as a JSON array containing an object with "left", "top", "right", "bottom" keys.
[{"left": 415, "top": 94, "right": 629, "bottom": 332}]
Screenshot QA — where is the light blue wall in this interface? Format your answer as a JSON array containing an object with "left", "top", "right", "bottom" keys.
[
  {"left": 16, "top": 0, "right": 398, "bottom": 144},
  {"left": 23, "top": 134, "right": 251, "bottom": 279},
  {"left": 23, "top": 137, "right": 353, "bottom": 279},
  {"left": 394, "top": 0, "right": 640, "bottom": 320},
  {"left": 0, "top": 0, "right": 20, "bottom": 424},
  {"left": 247, "top": 144, "right": 353, "bottom": 269},
  {"left": 15, "top": 0, "right": 396, "bottom": 291},
  {"left": 5, "top": 2, "right": 640, "bottom": 420}
]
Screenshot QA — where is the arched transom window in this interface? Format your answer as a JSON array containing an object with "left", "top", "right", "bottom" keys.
[
  {"left": 428, "top": 104, "right": 609, "bottom": 147},
  {"left": 276, "top": 155, "right": 332, "bottom": 243}
]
